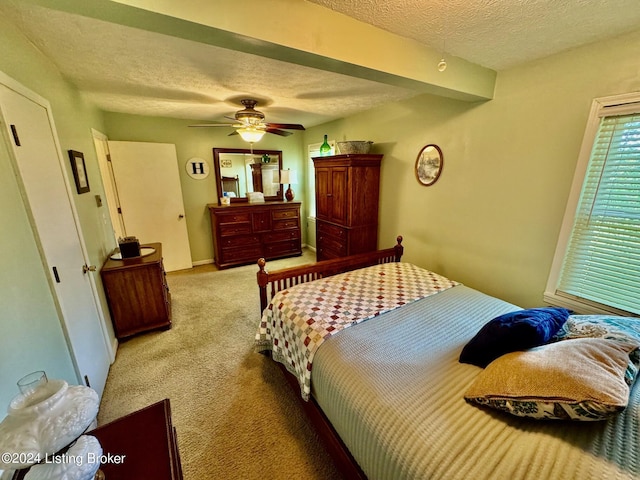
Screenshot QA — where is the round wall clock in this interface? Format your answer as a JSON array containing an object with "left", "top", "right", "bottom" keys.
[{"left": 415, "top": 144, "right": 443, "bottom": 186}]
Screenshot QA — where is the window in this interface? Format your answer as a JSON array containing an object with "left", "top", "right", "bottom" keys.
[
  {"left": 545, "top": 94, "right": 640, "bottom": 315},
  {"left": 307, "top": 140, "right": 335, "bottom": 217}
]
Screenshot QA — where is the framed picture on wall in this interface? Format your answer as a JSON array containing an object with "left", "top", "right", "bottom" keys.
[
  {"left": 415, "top": 144, "right": 443, "bottom": 186},
  {"left": 68, "top": 150, "right": 90, "bottom": 194}
]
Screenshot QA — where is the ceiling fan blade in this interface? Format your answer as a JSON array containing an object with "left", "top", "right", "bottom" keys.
[
  {"left": 228, "top": 130, "right": 239, "bottom": 136},
  {"left": 265, "top": 123, "right": 305, "bottom": 130},
  {"left": 265, "top": 127, "right": 293, "bottom": 137}
]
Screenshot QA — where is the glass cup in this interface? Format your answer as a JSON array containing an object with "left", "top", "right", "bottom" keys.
[{"left": 17, "top": 370, "right": 48, "bottom": 397}]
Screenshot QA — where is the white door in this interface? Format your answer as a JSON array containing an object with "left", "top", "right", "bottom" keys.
[
  {"left": 0, "top": 81, "right": 111, "bottom": 397},
  {"left": 107, "top": 141, "right": 192, "bottom": 272}
]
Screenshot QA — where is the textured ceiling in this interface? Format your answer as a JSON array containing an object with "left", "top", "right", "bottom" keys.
[
  {"left": 2, "top": 0, "right": 639, "bottom": 128},
  {"left": 307, "top": 0, "right": 640, "bottom": 70}
]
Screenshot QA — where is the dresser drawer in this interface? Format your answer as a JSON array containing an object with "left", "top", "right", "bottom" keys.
[
  {"left": 273, "top": 218, "right": 299, "bottom": 230},
  {"left": 219, "top": 235, "right": 260, "bottom": 248},
  {"left": 317, "top": 221, "right": 347, "bottom": 239},
  {"left": 252, "top": 211, "right": 271, "bottom": 232},
  {"left": 217, "top": 213, "right": 251, "bottom": 224},
  {"left": 272, "top": 208, "right": 299, "bottom": 220},
  {"left": 263, "top": 230, "right": 300, "bottom": 243},
  {"left": 264, "top": 240, "right": 301, "bottom": 258},
  {"left": 219, "top": 223, "right": 252, "bottom": 236},
  {"left": 208, "top": 203, "right": 301, "bottom": 269},
  {"left": 317, "top": 233, "right": 347, "bottom": 256},
  {"left": 219, "top": 245, "right": 263, "bottom": 264}
]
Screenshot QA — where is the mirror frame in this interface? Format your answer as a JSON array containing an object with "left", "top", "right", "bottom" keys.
[{"left": 213, "top": 147, "right": 283, "bottom": 204}]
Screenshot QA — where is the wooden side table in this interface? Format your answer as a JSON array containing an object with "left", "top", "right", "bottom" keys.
[
  {"left": 101, "top": 242, "right": 172, "bottom": 339},
  {"left": 10, "top": 399, "right": 183, "bottom": 480},
  {"left": 90, "top": 399, "right": 183, "bottom": 479}
]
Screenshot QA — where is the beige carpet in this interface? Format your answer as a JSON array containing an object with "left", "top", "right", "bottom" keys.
[{"left": 98, "top": 250, "right": 344, "bottom": 480}]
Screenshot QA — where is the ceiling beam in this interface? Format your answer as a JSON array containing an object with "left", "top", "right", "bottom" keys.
[{"left": 25, "top": 0, "right": 496, "bottom": 102}]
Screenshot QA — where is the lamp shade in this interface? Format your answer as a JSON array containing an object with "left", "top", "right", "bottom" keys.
[
  {"left": 237, "top": 127, "right": 265, "bottom": 143},
  {"left": 280, "top": 169, "right": 298, "bottom": 185}
]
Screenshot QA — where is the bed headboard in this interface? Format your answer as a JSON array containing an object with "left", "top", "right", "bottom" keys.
[{"left": 257, "top": 236, "right": 404, "bottom": 312}]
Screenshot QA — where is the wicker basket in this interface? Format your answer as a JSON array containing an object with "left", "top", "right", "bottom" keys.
[{"left": 337, "top": 141, "right": 373, "bottom": 154}]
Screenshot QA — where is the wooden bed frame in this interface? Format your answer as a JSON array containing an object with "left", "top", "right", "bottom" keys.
[{"left": 256, "top": 236, "right": 404, "bottom": 480}]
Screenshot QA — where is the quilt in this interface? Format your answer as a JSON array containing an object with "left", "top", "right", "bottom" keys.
[{"left": 255, "top": 262, "right": 459, "bottom": 400}]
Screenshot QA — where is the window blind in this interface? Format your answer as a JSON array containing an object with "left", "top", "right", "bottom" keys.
[{"left": 557, "top": 113, "right": 640, "bottom": 314}]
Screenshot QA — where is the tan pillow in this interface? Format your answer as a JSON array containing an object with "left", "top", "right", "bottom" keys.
[{"left": 464, "top": 337, "right": 640, "bottom": 420}]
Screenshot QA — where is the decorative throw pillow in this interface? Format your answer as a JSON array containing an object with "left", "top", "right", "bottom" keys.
[
  {"left": 459, "top": 307, "right": 571, "bottom": 367},
  {"left": 553, "top": 315, "right": 640, "bottom": 344},
  {"left": 464, "top": 338, "right": 640, "bottom": 421}
]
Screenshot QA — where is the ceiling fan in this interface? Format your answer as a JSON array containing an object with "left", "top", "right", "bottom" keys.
[{"left": 189, "top": 99, "right": 305, "bottom": 142}]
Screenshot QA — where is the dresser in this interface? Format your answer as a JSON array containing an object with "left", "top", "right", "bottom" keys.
[
  {"left": 100, "top": 242, "right": 171, "bottom": 339},
  {"left": 208, "top": 202, "right": 302, "bottom": 269},
  {"left": 313, "top": 154, "right": 383, "bottom": 261}
]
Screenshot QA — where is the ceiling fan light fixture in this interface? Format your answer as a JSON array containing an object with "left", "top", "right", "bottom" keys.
[{"left": 237, "top": 127, "right": 266, "bottom": 143}]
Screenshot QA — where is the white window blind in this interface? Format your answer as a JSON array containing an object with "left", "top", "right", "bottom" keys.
[{"left": 555, "top": 112, "right": 640, "bottom": 314}]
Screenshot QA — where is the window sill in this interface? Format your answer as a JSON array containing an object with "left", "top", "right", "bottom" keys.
[{"left": 543, "top": 291, "right": 635, "bottom": 316}]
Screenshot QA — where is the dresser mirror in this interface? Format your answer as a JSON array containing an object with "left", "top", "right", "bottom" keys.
[{"left": 213, "top": 148, "right": 283, "bottom": 204}]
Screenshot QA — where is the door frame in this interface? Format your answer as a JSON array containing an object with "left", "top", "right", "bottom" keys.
[
  {"left": 92, "top": 128, "right": 125, "bottom": 241},
  {"left": 0, "top": 71, "right": 115, "bottom": 370}
]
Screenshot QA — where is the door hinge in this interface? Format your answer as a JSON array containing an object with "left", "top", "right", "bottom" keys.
[
  {"left": 10, "top": 125, "right": 20, "bottom": 146},
  {"left": 117, "top": 207, "right": 122, "bottom": 214},
  {"left": 52, "top": 266, "right": 61, "bottom": 283},
  {"left": 84, "top": 375, "right": 91, "bottom": 387},
  {"left": 106, "top": 153, "right": 111, "bottom": 162}
]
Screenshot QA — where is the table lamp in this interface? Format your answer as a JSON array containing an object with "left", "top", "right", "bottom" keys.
[
  {"left": 280, "top": 169, "right": 298, "bottom": 201},
  {"left": 0, "top": 371, "right": 103, "bottom": 479}
]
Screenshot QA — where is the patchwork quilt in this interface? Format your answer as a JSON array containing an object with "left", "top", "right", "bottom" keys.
[{"left": 255, "top": 262, "right": 459, "bottom": 400}]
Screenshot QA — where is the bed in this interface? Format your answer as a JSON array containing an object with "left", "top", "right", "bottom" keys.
[{"left": 255, "top": 238, "right": 640, "bottom": 480}]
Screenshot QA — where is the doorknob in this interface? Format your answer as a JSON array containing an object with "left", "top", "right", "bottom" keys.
[
  {"left": 82, "top": 264, "right": 97, "bottom": 274},
  {"left": 178, "top": 214, "right": 185, "bottom": 219}
]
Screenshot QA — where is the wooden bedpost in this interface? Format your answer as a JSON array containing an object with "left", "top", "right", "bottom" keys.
[
  {"left": 394, "top": 235, "right": 404, "bottom": 262},
  {"left": 257, "top": 258, "right": 269, "bottom": 312}
]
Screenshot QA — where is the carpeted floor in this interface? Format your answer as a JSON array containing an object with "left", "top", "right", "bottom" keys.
[{"left": 98, "top": 250, "right": 344, "bottom": 479}]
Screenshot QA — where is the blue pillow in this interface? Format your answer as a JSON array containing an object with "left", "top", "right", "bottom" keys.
[{"left": 459, "top": 307, "right": 571, "bottom": 367}]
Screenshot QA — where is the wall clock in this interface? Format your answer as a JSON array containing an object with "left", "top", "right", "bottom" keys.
[{"left": 415, "top": 144, "right": 443, "bottom": 186}]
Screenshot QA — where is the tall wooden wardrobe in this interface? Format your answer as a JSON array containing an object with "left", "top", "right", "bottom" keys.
[{"left": 313, "top": 153, "right": 383, "bottom": 261}]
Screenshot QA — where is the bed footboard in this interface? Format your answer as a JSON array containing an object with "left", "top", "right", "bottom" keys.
[{"left": 257, "top": 236, "right": 404, "bottom": 312}]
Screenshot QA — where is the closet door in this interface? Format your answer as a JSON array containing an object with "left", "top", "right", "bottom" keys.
[
  {"left": 0, "top": 80, "right": 111, "bottom": 397},
  {"left": 315, "top": 167, "right": 331, "bottom": 221},
  {"left": 328, "top": 166, "right": 349, "bottom": 224}
]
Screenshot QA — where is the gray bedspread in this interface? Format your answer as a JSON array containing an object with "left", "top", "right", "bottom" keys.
[{"left": 311, "top": 285, "right": 640, "bottom": 480}]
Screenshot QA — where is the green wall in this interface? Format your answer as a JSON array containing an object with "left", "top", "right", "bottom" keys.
[
  {"left": 0, "top": 13, "right": 116, "bottom": 409},
  {"left": 303, "top": 29, "right": 640, "bottom": 308},
  {"left": 102, "top": 113, "right": 306, "bottom": 262},
  {"left": 1, "top": 0, "right": 639, "bottom": 414}
]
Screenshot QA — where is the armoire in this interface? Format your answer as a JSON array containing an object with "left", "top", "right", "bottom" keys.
[{"left": 313, "top": 153, "right": 383, "bottom": 261}]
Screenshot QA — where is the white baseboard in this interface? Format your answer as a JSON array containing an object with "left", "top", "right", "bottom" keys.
[{"left": 192, "top": 258, "right": 214, "bottom": 266}]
